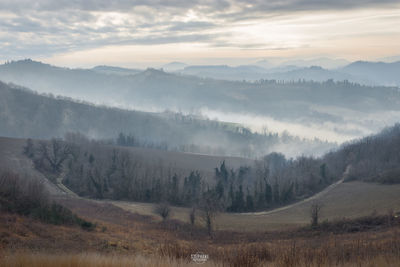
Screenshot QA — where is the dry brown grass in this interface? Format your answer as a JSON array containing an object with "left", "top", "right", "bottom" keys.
[
  {"left": 0, "top": 252, "right": 222, "bottom": 267},
  {"left": 2, "top": 232, "right": 400, "bottom": 267},
  {"left": 2, "top": 198, "right": 400, "bottom": 267},
  {"left": 112, "top": 181, "right": 400, "bottom": 232},
  {"left": 158, "top": 229, "right": 400, "bottom": 267}
]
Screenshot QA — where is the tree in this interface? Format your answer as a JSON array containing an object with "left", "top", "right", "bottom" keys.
[
  {"left": 310, "top": 202, "right": 322, "bottom": 228},
  {"left": 215, "top": 161, "right": 229, "bottom": 184},
  {"left": 169, "top": 173, "right": 180, "bottom": 204},
  {"left": 280, "top": 182, "right": 294, "bottom": 203},
  {"left": 320, "top": 163, "right": 327, "bottom": 183},
  {"left": 183, "top": 171, "right": 202, "bottom": 205},
  {"left": 36, "top": 139, "right": 71, "bottom": 173},
  {"left": 200, "top": 190, "right": 220, "bottom": 237},
  {"left": 189, "top": 206, "right": 196, "bottom": 226},
  {"left": 117, "top": 132, "right": 126, "bottom": 146},
  {"left": 232, "top": 185, "right": 245, "bottom": 212},
  {"left": 265, "top": 181, "right": 272, "bottom": 204},
  {"left": 272, "top": 179, "right": 280, "bottom": 204},
  {"left": 245, "top": 188, "right": 254, "bottom": 211},
  {"left": 154, "top": 202, "right": 171, "bottom": 221}
]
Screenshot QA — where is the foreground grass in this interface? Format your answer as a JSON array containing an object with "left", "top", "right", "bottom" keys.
[
  {"left": 3, "top": 225, "right": 399, "bottom": 267},
  {"left": 2, "top": 214, "right": 400, "bottom": 267},
  {"left": 0, "top": 251, "right": 399, "bottom": 267},
  {"left": 0, "top": 252, "right": 211, "bottom": 267}
]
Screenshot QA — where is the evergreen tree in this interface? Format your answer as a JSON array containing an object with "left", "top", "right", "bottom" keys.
[
  {"left": 265, "top": 181, "right": 272, "bottom": 204},
  {"left": 246, "top": 188, "right": 254, "bottom": 211}
]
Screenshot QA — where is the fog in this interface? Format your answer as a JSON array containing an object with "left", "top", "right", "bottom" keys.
[
  {"left": 1, "top": 59, "right": 400, "bottom": 158},
  {"left": 199, "top": 108, "right": 400, "bottom": 144}
]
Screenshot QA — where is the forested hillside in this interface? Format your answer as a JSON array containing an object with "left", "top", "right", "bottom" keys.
[
  {"left": 0, "top": 81, "right": 333, "bottom": 157},
  {"left": 336, "top": 125, "right": 400, "bottom": 183},
  {"left": 22, "top": 123, "right": 400, "bottom": 213},
  {"left": 1, "top": 60, "right": 400, "bottom": 144},
  {"left": 23, "top": 137, "right": 336, "bottom": 213}
]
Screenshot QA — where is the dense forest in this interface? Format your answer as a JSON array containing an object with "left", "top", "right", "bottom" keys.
[
  {"left": 338, "top": 124, "right": 400, "bottom": 183},
  {"left": 0, "top": 81, "right": 333, "bottom": 157},
  {"left": 23, "top": 124, "right": 400, "bottom": 213},
  {"left": 24, "top": 136, "right": 334, "bottom": 212}
]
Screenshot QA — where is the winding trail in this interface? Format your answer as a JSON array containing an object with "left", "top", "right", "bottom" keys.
[
  {"left": 55, "top": 172, "right": 79, "bottom": 197},
  {"left": 240, "top": 177, "right": 345, "bottom": 216},
  {"left": 52, "top": 165, "right": 350, "bottom": 218},
  {"left": 239, "top": 165, "right": 351, "bottom": 216}
]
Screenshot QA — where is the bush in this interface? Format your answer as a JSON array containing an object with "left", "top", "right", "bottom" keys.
[
  {"left": 378, "top": 168, "right": 400, "bottom": 184},
  {"left": 0, "top": 171, "right": 94, "bottom": 230},
  {"left": 154, "top": 202, "right": 171, "bottom": 221}
]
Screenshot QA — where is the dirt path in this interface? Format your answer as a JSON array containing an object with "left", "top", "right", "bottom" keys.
[
  {"left": 54, "top": 165, "right": 349, "bottom": 219},
  {"left": 239, "top": 165, "right": 350, "bottom": 216},
  {"left": 55, "top": 172, "right": 79, "bottom": 197},
  {"left": 240, "top": 177, "right": 345, "bottom": 216}
]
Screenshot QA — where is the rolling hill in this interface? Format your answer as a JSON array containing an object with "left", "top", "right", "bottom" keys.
[
  {"left": 340, "top": 61, "right": 400, "bottom": 87},
  {"left": 0, "top": 81, "right": 333, "bottom": 157},
  {"left": 175, "top": 60, "right": 400, "bottom": 87},
  {"left": 1, "top": 59, "right": 400, "bottom": 145}
]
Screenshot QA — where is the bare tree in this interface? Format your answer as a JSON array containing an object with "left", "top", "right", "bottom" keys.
[
  {"left": 154, "top": 202, "right": 171, "bottom": 221},
  {"left": 310, "top": 201, "right": 322, "bottom": 228},
  {"left": 189, "top": 206, "right": 196, "bottom": 226},
  {"left": 36, "top": 139, "right": 71, "bottom": 173},
  {"left": 200, "top": 191, "right": 220, "bottom": 237}
]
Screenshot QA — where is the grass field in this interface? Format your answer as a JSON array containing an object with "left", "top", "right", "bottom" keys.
[
  {"left": 112, "top": 181, "right": 400, "bottom": 231},
  {"left": 1, "top": 252, "right": 399, "bottom": 267},
  {"left": 2, "top": 226, "right": 400, "bottom": 267}
]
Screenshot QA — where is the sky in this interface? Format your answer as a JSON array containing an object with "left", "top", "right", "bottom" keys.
[{"left": 0, "top": 0, "right": 400, "bottom": 68}]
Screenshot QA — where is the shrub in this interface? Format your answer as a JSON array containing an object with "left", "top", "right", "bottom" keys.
[
  {"left": 0, "top": 171, "right": 94, "bottom": 230},
  {"left": 154, "top": 202, "right": 171, "bottom": 221}
]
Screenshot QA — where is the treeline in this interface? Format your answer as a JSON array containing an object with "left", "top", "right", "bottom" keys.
[
  {"left": 24, "top": 123, "right": 400, "bottom": 214},
  {"left": 24, "top": 137, "right": 337, "bottom": 213},
  {"left": 112, "top": 130, "right": 330, "bottom": 157},
  {"left": 213, "top": 153, "right": 339, "bottom": 212}
]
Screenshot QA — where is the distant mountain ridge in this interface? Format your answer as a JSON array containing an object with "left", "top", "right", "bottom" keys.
[
  {"left": 340, "top": 61, "right": 400, "bottom": 86},
  {"left": 180, "top": 64, "right": 268, "bottom": 80},
  {"left": 91, "top": 65, "right": 141, "bottom": 76},
  {"left": 162, "top": 62, "right": 188, "bottom": 71},
  {"left": 175, "top": 61, "right": 400, "bottom": 86}
]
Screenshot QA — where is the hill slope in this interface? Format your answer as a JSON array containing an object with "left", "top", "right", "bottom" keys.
[
  {"left": 340, "top": 61, "right": 400, "bottom": 86},
  {"left": 1, "top": 60, "right": 399, "bottom": 143},
  {"left": 0, "top": 81, "right": 333, "bottom": 157}
]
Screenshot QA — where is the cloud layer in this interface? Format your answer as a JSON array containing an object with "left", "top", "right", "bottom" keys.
[{"left": 0, "top": 0, "right": 399, "bottom": 65}]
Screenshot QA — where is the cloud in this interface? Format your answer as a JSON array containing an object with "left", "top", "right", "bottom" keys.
[
  {"left": 0, "top": 0, "right": 397, "bottom": 13},
  {"left": 0, "top": 0, "right": 399, "bottom": 61},
  {"left": 167, "top": 21, "right": 217, "bottom": 32}
]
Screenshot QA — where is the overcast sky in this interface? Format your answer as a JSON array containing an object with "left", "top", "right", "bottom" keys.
[{"left": 1, "top": 0, "right": 399, "bottom": 68}]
